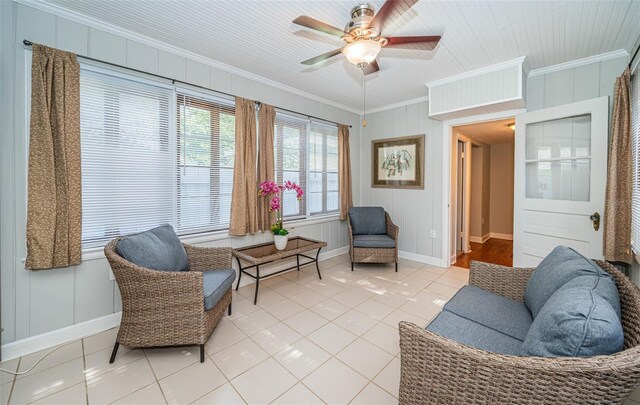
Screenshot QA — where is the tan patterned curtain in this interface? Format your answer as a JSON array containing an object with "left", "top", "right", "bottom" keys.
[
  {"left": 26, "top": 44, "right": 82, "bottom": 270},
  {"left": 229, "top": 97, "right": 258, "bottom": 236},
  {"left": 604, "top": 67, "right": 632, "bottom": 264},
  {"left": 338, "top": 124, "right": 353, "bottom": 221},
  {"left": 257, "top": 103, "right": 275, "bottom": 231}
]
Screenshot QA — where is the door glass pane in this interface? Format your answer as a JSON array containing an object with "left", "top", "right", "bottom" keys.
[
  {"left": 525, "top": 115, "right": 591, "bottom": 160},
  {"left": 525, "top": 159, "right": 590, "bottom": 201},
  {"left": 525, "top": 114, "right": 591, "bottom": 201}
]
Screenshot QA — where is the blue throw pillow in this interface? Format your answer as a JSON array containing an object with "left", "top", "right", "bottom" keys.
[
  {"left": 524, "top": 246, "right": 606, "bottom": 318},
  {"left": 116, "top": 224, "right": 189, "bottom": 272},
  {"left": 521, "top": 287, "right": 623, "bottom": 357}
]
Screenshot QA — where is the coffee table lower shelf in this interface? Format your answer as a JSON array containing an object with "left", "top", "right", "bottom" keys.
[{"left": 232, "top": 237, "right": 328, "bottom": 305}]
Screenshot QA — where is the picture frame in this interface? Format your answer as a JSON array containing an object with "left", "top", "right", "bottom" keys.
[{"left": 371, "top": 134, "right": 425, "bottom": 189}]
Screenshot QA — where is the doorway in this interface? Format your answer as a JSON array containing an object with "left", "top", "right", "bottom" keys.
[{"left": 450, "top": 118, "right": 515, "bottom": 268}]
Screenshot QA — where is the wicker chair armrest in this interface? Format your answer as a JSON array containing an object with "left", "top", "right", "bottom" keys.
[
  {"left": 385, "top": 212, "right": 399, "bottom": 241},
  {"left": 469, "top": 261, "right": 534, "bottom": 303},
  {"left": 183, "top": 244, "right": 233, "bottom": 272},
  {"left": 399, "top": 321, "right": 640, "bottom": 404},
  {"left": 105, "top": 245, "right": 205, "bottom": 319}
]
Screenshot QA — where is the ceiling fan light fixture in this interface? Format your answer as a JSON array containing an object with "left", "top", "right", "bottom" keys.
[{"left": 343, "top": 39, "right": 381, "bottom": 67}]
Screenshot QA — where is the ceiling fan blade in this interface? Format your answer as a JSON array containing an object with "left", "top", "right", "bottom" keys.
[
  {"left": 301, "top": 48, "right": 343, "bottom": 66},
  {"left": 363, "top": 60, "right": 380, "bottom": 75},
  {"left": 385, "top": 35, "right": 441, "bottom": 49},
  {"left": 368, "top": 0, "right": 418, "bottom": 34},
  {"left": 293, "top": 16, "right": 344, "bottom": 37}
]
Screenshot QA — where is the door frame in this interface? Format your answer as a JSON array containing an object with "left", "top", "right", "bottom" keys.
[
  {"left": 441, "top": 109, "right": 526, "bottom": 268},
  {"left": 513, "top": 96, "right": 609, "bottom": 266}
]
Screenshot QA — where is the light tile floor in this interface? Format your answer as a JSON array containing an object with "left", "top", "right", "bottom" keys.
[{"left": 2, "top": 253, "right": 639, "bottom": 404}]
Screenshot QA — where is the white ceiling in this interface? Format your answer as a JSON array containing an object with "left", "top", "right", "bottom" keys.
[
  {"left": 455, "top": 118, "right": 514, "bottom": 145},
  {"left": 38, "top": 0, "right": 640, "bottom": 111}
]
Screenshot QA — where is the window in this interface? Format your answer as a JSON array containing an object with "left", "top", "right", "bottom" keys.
[
  {"left": 274, "top": 112, "right": 307, "bottom": 219},
  {"left": 79, "top": 64, "right": 340, "bottom": 248},
  {"left": 81, "top": 67, "right": 174, "bottom": 248},
  {"left": 80, "top": 65, "right": 236, "bottom": 247},
  {"left": 309, "top": 122, "right": 339, "bottom": 215},
  {"left": 274, "top": 111, "right": 340, "bottom": 219},
  {"left": 177, "top": 93, "right": 235, "bottom": 234},
  {"left": 631, "top": 69, "right": 640, "bottom": 253}
]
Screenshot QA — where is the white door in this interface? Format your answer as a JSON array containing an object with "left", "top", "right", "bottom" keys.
[{"left": 513, "top": 96, "right": 608, "bottom": 267}]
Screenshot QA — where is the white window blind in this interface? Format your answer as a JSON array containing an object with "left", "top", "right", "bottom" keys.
[
  {"left": 81, "top": 67, "right": 174, "bottom": 248},
  {"left": 274, "top": 112, "right": 307, "bottom": 219},
  {"left": 176, "top": 92, "right": 235, "bottom": 234},
  {"left": 309, "top": 121, "right": 339, "bottom": 215},
  {"left": 631, "top": 70, "right": 640, "bottom": 254}
]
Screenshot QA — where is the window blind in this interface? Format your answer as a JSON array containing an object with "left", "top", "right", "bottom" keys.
[
  {"left": 80, "top": 67, "right": 174, "bottom": 248},
  {"left": 309, "top": 121, "right": 339, "bottom": 215},
  {"left": 176, "top": 92, "right": 235, "bottom": 234},
  {"left": 274, "top": 112, "right": 308, "bottom": 219},
  {"left": 631, "top": 70, "right": 640, "bottom": 254}
]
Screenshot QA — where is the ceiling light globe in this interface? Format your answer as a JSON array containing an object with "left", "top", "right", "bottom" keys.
[{"left": 343, "top": 40, "right": 381, "bottom": 67}]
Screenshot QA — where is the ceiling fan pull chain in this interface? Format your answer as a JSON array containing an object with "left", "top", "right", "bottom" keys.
[{"left": 362, "top": 67, "right": 367, "bottom": 127}]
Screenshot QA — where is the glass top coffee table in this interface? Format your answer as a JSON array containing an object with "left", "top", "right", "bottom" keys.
[{"left": 232, "top": 237, "right": 328, "bottom": 305}]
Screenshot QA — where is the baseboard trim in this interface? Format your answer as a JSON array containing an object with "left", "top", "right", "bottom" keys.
[
  {"left": 1, "top": 312, "right": 122, "bottom": 362},
  {"left": 490, "top": 232, "right": 513, "bottom": 241},
  {"left": 470, "top": 234, "right": 491, "bottom": 244},
  {"left": 399, "top": 251, "right": 445, "bottom": 268}
]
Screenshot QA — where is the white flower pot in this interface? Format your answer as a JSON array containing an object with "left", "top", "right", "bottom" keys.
[{"left": 274, "top": 235, "right": 288, "bottom": 250}]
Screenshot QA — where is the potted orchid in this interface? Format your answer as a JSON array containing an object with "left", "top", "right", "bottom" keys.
[{"left": 258, "top": 180, "right": 304, "bottom": 250}]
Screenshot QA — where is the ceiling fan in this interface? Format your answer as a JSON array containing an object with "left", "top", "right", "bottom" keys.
[{"left": 293, "top": 0, "right": 441, "bottom": 75}]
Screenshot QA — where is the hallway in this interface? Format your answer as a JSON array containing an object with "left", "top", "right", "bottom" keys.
[{"left": 455, "top": 238, "right": 513, "bottom": 269}]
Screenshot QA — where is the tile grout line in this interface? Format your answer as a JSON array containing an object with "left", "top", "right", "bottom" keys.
[
  {"left": 82, "top": 339, "right": 89, "bottom": 405},
  {"left": 6, "top": 357, "right": 20, "bottom": 405},
  {"left": 143, "top": 350, "right": 169, "bottom": 405}
]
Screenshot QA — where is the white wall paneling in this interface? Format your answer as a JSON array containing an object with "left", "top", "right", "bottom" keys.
[
  {"left": 427, "top": 57, "right": 526, "bottom": 120},
  {"left": 359, "top": 101, "right": 444, "bottom": 264},
  {"left": 0, "top": 2, "right": 360, "bottom": 351}
]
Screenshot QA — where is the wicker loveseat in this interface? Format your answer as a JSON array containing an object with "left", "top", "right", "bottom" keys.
[
  {"left": 347, "top": 206, "right": 399, "bottom": 272},
  {"left": 104, "top": 225, "right": 234, "bottom": 364},
  {"left": 399, "top": 257, "right": 640, "bottom": 404}
]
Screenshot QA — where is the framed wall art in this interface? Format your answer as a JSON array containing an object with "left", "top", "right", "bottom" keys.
[{"left": 371, "top": 134, "right": 424, "bottom": 189}]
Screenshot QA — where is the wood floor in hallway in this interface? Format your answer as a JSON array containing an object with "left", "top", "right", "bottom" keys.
[{"left": 455, "top": 238, "right": 513, "bottom": 269}]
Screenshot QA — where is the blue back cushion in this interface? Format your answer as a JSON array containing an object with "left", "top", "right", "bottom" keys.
[
  {"left": 521, "top": 287, "right": 623, "bottom": 357},
  {"left": 524, "top": 246, "right": 606, "bottom": 318},
  {"left": 116, "top": 224, "right": 189, "bottom": 272},
  {"left": 557, "top": 274, "right": 621, "bottom": 320},
  {"left": 349, "top": 207, "right": 387, "bottom": 235}
]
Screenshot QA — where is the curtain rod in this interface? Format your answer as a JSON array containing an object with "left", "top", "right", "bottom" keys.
[{"left": 23, "top": 39, "right": 352, "bottom": 129}]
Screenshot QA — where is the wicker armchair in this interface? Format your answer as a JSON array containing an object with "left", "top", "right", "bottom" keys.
[
  {"left": 348, "top": 207, "right": 399, "bottom": 272},
  {"left": 104, "top": 239, "right": 233, "bottom": 363},
  {"left": 398, "top": 260, "right": 640, "bottom": 404}
]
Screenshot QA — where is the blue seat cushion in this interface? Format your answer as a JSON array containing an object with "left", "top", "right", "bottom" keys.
[
  {"left": 116, "top": 224, "right": 189, "bottom": 272},
  {"left": 427, "top": 310, "right": 523, "bottom": 355},
  {"left": 444, "top": 286, "right": 532, "bottom": 341},
  {"left": 524, "top": 246, "right": 607, "bottom": 318},
  {"left": 203, "top": 269, "right": 236, "bottom": 311},
  {"left": 522, "top": 287, "right": 623, "bottom": 357},
  {"left": 349, "top": 207, "right": 387, "bottom": 235},
  {"left": 352, "top": 234, "right": 396, "bottom": 249}
]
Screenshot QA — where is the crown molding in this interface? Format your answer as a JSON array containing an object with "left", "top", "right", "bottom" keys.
[
  {"left": 425, "top": 56, "right": 526, "bottom": 88},
  {"left": 528, "top": 49, "right": 629, "bottom": 77},
  {"left": 364, "top": 95, "right": 430, "bottom": 115},
  {"left": 14, "top": 0, "right": 363, "bottom": 115}
]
